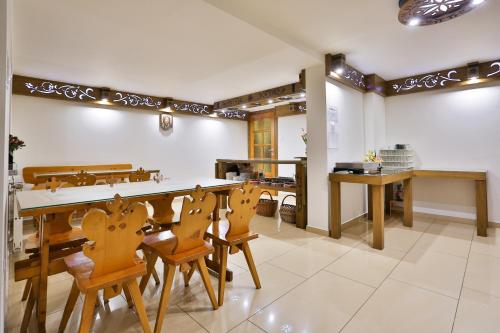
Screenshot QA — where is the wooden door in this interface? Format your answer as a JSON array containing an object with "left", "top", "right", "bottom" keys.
[{"left": 248, "top": 110, "right": 277, "bottom": 177}]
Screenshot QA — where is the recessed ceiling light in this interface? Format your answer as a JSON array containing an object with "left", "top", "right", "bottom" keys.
[
  {"left": 408, "top": 17, "right": 421, "bottom": 26},
  {"left": 208, "top": 112, "right": 218, "bottom": 118},
  {"left": 242, "top": 105, "right": 247, "bottom": 109},
  {"left": 267, "top": 99, "right": 273, "bottom": 104},
  {"left": 472, "top": 0, "right": 484, "bottom": 5},
  {"left": 335, "top": 67, "right": 344, "bottom": 75},
  {"left": 300, "top": 92, "right": 306, "bottom": 98}
]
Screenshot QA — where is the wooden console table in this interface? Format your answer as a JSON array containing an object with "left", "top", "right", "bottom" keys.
[
  {"left": 329, "top": 169, "right": 488, "bottom": 250},
  {"left": 215, "top": 159, "right": 307, "bottom": 229}
]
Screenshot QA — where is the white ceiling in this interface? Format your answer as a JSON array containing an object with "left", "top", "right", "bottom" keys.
[
  {"left": 206, "top": 0, "right": 500, "bottom": 80},
  {"left": 13, "top": 0, "right": 500, "bottom": 104},
  {"left": 12, "top": 0, "right": 316, "bottom": 104}
]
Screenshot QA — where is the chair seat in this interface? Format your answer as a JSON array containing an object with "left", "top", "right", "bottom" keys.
[
  {"left": 64, "top": 252, "right": 146, "bottom": 292},
  {"left": 142, "top": 230, "right": 214, "bottom": 265},
  {"left": 24, "top": 227, "right": 87, "bottom": 254},
  {"left": 205, "top": 220, "right": 258, "bottom": 246}
]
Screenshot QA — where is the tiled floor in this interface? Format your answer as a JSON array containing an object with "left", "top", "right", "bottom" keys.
[{"left": 7, "top": 212, "right": 500, "bottom": 332}]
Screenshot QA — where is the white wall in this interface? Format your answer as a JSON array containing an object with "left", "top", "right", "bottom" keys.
[
  {"left": 277, "top": 114, "right": 306, "bottom": 177},
  {"left": 386, "top": 85, "right": 500, "bottom": 223},
  {"left": 326, "top": 80, "right": 366, "bottom": 224},
  {"left": 12, "top": 95, "right": 248, "bottom": 181},
  {"left": 1, "top": 0, "right": 12, "bottom": 325},
  {"left": 363, "top": 92, "right": 386, "bottom": 151}
]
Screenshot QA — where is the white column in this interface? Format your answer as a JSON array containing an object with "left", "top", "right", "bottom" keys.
[{"left": 306, "top": 63, "right": 329, "bottom": 231}]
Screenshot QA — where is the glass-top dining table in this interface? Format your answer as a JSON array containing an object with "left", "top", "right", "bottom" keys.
[{"left": 15, "top": 177, "right": 243, "bottom": 332}]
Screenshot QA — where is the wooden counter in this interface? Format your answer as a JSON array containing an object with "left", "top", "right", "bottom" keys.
[
  {"left": 216, "top": 159, "right": 307, "bottom": 229},
  {"left": 329, "top": 169, "right": 488, "bottom": 250}
]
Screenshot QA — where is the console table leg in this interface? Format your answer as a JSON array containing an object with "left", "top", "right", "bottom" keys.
[
  {"left": 372, "top": 185, "right": 385, "bottom": 250},
  {"left": 330, "top": 181, "right": 341, "bottom": 239},
  {"left": 476, "top": 180, "right": 488, "bottom": 237}
]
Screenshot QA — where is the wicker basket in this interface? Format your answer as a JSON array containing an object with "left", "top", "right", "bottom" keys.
[
  {"left": 256, "top": 191, "right": 278, "bottom": 217},
  {"left": 279, "top": 195, "right": 296, "bottom": 224}
]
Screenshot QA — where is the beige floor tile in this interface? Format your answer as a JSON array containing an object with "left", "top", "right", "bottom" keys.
[
  {"left": 269, "top": 227, "right": 322, "bottom": 246},
  {"left": 249, "top": 271, "right": 374, "bottom": 333},
  {"left": 431, "top": 220, "right": 475, "bottom": 238},
  {"left": 343, "top": 220, "right": 373, "bottom": 239},
  {"left": 229, "top": 320, "right": 266, "bottom": 333},
  {"left": 268, "top": 245, "right": 338, "bottom": 278},
  {"left": 300, "top": 236, "right": 353, "bottom": 259},
  {"left": 464, "top": 252, "right": 500, "bottom": 297},
  {"left": 370, "top": 226, "right": 423, "bottom": 252},
  {"left": 471, "top": 227, "right": 500, "bottom": 258},
  {"left": 342, "top": 279, "right": 456, "bottom": 333},
  {"left": 324, "top": 242, "right": 405, "bottom": 287},
  {"left": 249, "top": 216, "right": 295, "bottom": 236},
  {"left": 178, "top": 263, "right": 304, "bottom": 333},
  {"left": 386, "top": 216, "right": 433, "bottom": 233},
  {"left": 453, "top": 288, "right": 500, "bottom": 333},
  {"left": 229, "top": 236, "right": 296, "bottom": 267},
  {"left": 412, "top": 232, "right": 472, "bottom": 258},
  {"left": 390, "top": 247, "right": 467, "bottom": 298}
]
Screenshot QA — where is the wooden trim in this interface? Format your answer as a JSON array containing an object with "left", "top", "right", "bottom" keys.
[
  {"left": 23, "top": 164, "right": 133, "bottom": 184},
  {"left": 324, "top": 54, "right": 500, "bottom": 97},
  {"left": 325, "top": 54, "right": 367, "bottom": 93},
  {"left": 413, "top": 169, "right": 486, "bottom": 181},
  {"left": 12, "top": 75, "right": 248, "bottom": 121},
  {"left": 214, "top": 82, "right": 304, "bottom": 110},
  {"left": 275, "top": 102, "right": 306, "bottom": 117}
]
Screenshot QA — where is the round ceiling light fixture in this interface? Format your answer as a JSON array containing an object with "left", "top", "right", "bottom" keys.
[{"left": 399, "top": 0, "right": 485, "bottom": 26}]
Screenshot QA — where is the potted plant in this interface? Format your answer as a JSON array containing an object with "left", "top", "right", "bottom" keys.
[{"left": 9, "top": 134, "right": 26, "bottom": 170}]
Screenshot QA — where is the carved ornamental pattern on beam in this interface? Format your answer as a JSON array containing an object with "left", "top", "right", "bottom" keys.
[
  {"left": 487, "top": 62, "right": 500, "bottom": 78},
  {"left": 113, "top": 92, "right": 162, "bottom": 109},
  {"left": 171, "top": 102, "right": 211, "bottom": 115},
  {"left": 344, "top": 68, "right": 366, "bottom": 89},
  {"left": 392, "top": 70, "right": 462, "bottom": 93},
  {"left": 24, "top": 81, "right": 96, "bottom": 100},
  {"left": 217, "top": 110, "right": 248, "bottom": 120}
]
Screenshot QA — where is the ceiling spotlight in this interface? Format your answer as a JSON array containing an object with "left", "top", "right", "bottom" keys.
[
  {"left": 330, "top": 54, "right": 346, "bottom": 78},
  {"left": 408, "top": 17, "right": 421, "bottom": 26},
  {"left": 300, "top": 92, "right": 306, "bottom": 98},
  {"left": 267, "top": 99, "right": 273, "bottom": 104},
  {"left": 242, "top": 105, "right": 247, "bottom": 109},
  {"left": 100, "top": 88, "right": 110, "bottom": 102},
  {"left": 161, "top": 106, "right": 173, "bottom": 113},
  {"left": 467, "top": 62, "right": 480, "bottom": 82},
  {"left": 472, "top": 0, "right": 484, "bottom": 5},
  {"left": 208, "top": 112, "right": 218, "bottom": 118}
]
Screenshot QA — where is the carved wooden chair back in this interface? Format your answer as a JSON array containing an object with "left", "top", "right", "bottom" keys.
[
  {"left": 66, "top": 171, "right": 97, "bottom": 187},
  {"left": 81, "top": 194, "right": 147, "bottom": 278},
  {"left": 32, "top": 177, "right": 75, "bottom": 191},
  {"left": 129, "top": 167, "right": 151, "bottom": 183},
  {"left": 226, "top": 182, "right": 261, "bottom": 238},
  {"left": 171, "top": 186, "right": 216, "bottom": 254}
]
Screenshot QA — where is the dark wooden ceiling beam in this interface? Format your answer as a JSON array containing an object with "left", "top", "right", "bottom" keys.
[
  {"left": 12, "top": 75, "right": 248, "bottom": 121},
  {"left": 213, "top": 81, "right": 304, "bottom": 110},
  {"left": 325, "top": 53, "right": 500, "bottom": 97}
]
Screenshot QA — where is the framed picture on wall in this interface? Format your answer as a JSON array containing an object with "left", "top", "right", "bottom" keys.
[
  {"left": 327, "top": 106, "right": 338, "bottom": 149},
  {"left": 159, "top": 113, "right": 173, "bottom": 131}
]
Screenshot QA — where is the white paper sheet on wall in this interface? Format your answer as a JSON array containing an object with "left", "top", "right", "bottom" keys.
[{"left": 327, "top": 106, "right": 338, "bottom": 149}]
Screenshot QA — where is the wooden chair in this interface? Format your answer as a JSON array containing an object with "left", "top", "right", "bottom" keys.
[
  {"left": 66, "top": 170, "right": 97, "bottom": 187},
  {"left": 205, "top": 182, "right": 261, "bottom": 306},
  {"left": 128, "top": 167, "right": 151, "bottom": 183},
  {"left": 139, "top": 186, "right": 218, "bottom": 333},
  {"left": 58, "top": 194, "right": 151, "bottom": 333},
  {"left": 20, "top": 178, "right": 88, "bottom": 332}
]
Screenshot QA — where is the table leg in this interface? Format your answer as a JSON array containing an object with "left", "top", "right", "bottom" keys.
[
  {"left": 372, "top": 185, "right": 385, "bottom": 250},
  {"left": 330, "top": 181, "right": 341, "bottom": 239},
  {"left": 476, "top": 180, "right": 488, "bottom": 237},
  {"left": 37, "top": 217, "right": 50, "bottom": 332},
  {"left": 367, "top": 185, "right": 373, "bottom": 220},
  {"left": 403, "top": 178, "right": 413, "bottom": 227},
  {"left": 206, "top": 192, "right": 233, "bottom": 282}
]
